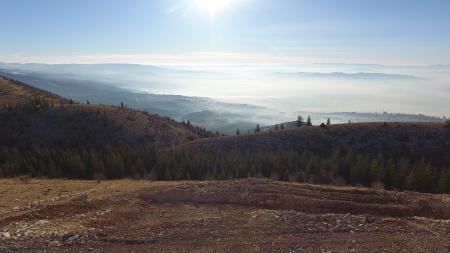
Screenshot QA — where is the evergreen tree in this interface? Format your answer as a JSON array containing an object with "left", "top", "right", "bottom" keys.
[
  {"left": 236, "top": 128, "right": 240, "bottom": 135},
  {"left": 327, "top": 118, "right": 331, "bottom": 125},
  {"left": 438, "top": 168, "right": 450, "bottom": 193},
  {"left": 255, "top": 124, "right": 261, "bottom": 133},
  {"left": 296, "top": 116, "right": 304, "bottom": 128},
  {"left": 132, "top": 158, "right": 146, "bottom": 178},
  {"left": 306, "top": 116, "right": 312, "bottom": 126},
  {"left": 280, "top": 123, "right": 285, "bottom": 130}
]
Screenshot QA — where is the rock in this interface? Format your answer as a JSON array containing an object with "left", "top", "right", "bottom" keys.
[
  {"left": 49, "top": 241, "right": 60, "bottom": 247},
  {"left": 2, "top": 232, "right": 11, "bottom": 238},
  {"left": 67, "top": 234, "right": 80, "bottom": 242},
  {"left": 35, "top": 219, "right": 50, "bottom": 225}
]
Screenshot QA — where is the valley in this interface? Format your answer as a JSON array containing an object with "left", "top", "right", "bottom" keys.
[{"left": 1, "top": 63, "right": 447, "bottom": 134}]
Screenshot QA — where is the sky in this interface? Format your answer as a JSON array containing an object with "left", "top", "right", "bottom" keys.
[{"left": 1, "top": 0, "right": 450, "bottom": 65}]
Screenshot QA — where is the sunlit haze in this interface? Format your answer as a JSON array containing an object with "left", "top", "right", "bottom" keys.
[
  {"left": 193, "top": 0, "right": 239, "bottom": 18},
  {"left": 1, "top": 0, "right": 449, "bottom": 122}
]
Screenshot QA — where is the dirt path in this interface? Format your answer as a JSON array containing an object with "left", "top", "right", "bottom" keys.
[{"left": 1, "top": 178, "right": 449, "bottom": 252}]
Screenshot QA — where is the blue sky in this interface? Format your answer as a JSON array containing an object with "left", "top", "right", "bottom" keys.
[{"left": 1, "top": 0, "right": 450, "bottom": 65}]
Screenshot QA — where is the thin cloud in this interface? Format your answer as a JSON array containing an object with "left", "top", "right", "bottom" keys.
[
  {"left": 0, "top": 52, "right": 313, "bottom": 65},
  {"left": 276, "top": 72, "right": 426, "bottom": 81}
]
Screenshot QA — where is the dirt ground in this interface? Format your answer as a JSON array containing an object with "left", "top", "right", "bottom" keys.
[{"left": 1, "top": 178, "right": 449, "bottom": 253}]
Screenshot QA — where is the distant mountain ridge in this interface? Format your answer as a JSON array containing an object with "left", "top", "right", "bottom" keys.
[
  {"left": 276, "top": 72, "right": 425, "bottom": 80},
  {"left": 0, "top": 63, "right": 446, "bottom": 135}
]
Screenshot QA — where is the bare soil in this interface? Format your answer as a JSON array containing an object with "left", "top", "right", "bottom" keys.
[{"left": 1, "top": 178, "right": 449, "bottom": 252}]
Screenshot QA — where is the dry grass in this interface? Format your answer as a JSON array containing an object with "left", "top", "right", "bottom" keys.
[
  {"left": 98, "top": 204, "right": 144, "bottom": 227},
  {"left": 0, "top": 76, "right": 206, "bottom": 148},
  {"left": 0, "top": 179, "right": 181, "bottom": 217},
  {"left": 0, "top": 76, "right": 66, "bottom": 107}
]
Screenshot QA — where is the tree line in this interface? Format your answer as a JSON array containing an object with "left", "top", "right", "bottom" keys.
[
  {"left": 0, "top": 145, "right": 449, "bottom": 193},
  {"left": 240, "top": 115, "right": 332, "bottom": 135}
]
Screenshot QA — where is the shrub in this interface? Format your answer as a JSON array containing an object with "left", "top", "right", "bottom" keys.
[
  {"left": 94, "top": 173, "right": 105, "bottom": 183},
  {"left": 18, "top": 174, "right": 32, "bottom": 184},
  {"left": 371, "top": 181, "right": 385, "bottom": 190},
  {"left": 334, "top": 176, "right": 347, "bottom": 186}
]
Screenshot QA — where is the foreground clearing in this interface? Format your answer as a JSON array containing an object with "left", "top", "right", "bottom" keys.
[{"left": 0, "top": 178, "right": 449, "bottom": 252}]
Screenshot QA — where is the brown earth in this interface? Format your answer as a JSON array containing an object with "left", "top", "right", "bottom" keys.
[{"left": 1, "top": 178, "right": 449, "bottom": 253}]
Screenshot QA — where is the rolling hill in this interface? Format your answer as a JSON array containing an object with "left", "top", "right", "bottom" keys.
[
  {"left": 173, "top": 122, "right": 450, "bottom": 193},
  {"left": 0, "top": 76, "right": 209, "bottom": 149},
  {"left": 1, "top": 76, "right": 449, "bottom": 193},
  {"left": 179, "top": 122, "right": 450, "bottom": 167},
  {"left": 0, "top": 76, "right": 68, "bottom": 107}
]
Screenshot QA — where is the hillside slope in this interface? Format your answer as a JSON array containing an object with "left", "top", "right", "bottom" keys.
[
  {"left": 0, "top": 76, "right": 68, "bottom": 106},
  {"left": 0, "top": 76, "right": 206, "bottom": 148},
  {"left": 180, "top": 122, "right": 450, "bottom": 167}
]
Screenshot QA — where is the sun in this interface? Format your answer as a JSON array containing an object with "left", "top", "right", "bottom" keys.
[{"left": 193, "top": 0, "right": 236, "bottom": 18}]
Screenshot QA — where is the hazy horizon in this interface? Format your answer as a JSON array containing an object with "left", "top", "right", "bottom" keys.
[
  {"left": 1, "top": 62, "right": 449, "bottom": 121},
  {"left": 1, "top": 0, "right": 450, "bottom": 120}
]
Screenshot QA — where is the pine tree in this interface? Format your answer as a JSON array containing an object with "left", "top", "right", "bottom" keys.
[
  {"left": 255, "top": 124, "right": 261, "bottom": 133},
  {"left": 280, "top": 123, "right": 285, "bottom": 130},
  {"left": 438, "top": 168, "right": 450, "bottom": 193},
  {"left": 327, "top": 118, "right": 331, "bottom": 125},
  {"left": 296, "top": 116, "right": 304, "bottom": 128},
  {"left": 306, "top": 116, "right": 312, "bottom": 126},
  {"left": 133, "top": 158, "right": 146, "bottom": 178},
  {"left": 236, "top": 128, "right": 240, "bottom": 135}
]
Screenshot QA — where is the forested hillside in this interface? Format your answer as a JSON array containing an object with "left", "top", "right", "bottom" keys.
[
  {"left": 1, "top": 76, "right": 450, "bottom": 193},
  {"left": 0, "top": 76, "right": 215, "bottom": 149},
  {"left": 175, "top": 122, "right": 450, "bottom": 193},
  {"left": 181, "top": 122, "right": 450, "bottom": 167}
]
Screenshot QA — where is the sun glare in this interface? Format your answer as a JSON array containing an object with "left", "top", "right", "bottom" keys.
[{"left": 193, "top": 0, "right": 236, "bottom": 17}]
